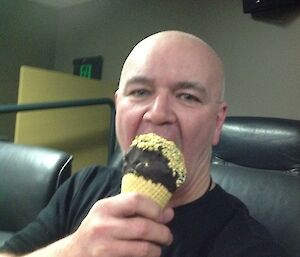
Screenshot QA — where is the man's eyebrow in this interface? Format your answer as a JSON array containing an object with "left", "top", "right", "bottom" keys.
[
  {"left": 174, "top": 81, "right": 209, "bottom": 97},
  {"left": 125, "top": 76, "right": 154, "bottom": 87}
]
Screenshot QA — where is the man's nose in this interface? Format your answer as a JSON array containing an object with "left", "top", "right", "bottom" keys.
[{"left": 143, "top": 94, "right": 176, "bottom": 124}]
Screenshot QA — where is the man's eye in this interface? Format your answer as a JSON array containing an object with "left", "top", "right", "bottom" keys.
[
  {"left": 129, "top": 89, "right": 150, "bottom": 97},
  {"left": 177, "top": 93, "right": 201, "bottom": 103}
]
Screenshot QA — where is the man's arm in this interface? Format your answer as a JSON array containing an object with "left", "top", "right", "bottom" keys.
[{"left": 1, "top": 193, "right": 174, "bottom": 257}]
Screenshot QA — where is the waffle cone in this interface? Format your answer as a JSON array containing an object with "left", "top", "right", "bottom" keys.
[{"left": 121, "top": 173, "right": 172, "bottom": 208}]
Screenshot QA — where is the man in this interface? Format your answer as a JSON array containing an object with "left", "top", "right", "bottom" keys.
[{"left": 0, "top": 31, "right": 286, "bottom": 257}]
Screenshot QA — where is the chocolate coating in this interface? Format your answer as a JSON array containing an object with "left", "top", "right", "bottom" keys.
[{"left": 122, "top": 147, "right": 178, "bottom": 193}]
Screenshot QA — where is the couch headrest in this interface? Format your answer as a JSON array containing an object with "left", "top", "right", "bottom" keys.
[
  {"left": 0, "top": 142, "right": 73, "bottom": 232},
  {"left": 213, "top": 117, "right": 300, "bottom": 172}
]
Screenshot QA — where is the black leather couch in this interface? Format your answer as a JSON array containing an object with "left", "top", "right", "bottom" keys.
[
  {"left": 0, "top": 142, "right": 73, "bottom": 246},
  {"left": 0, "top": 117, "right": 299, "bottom": 256},
  {"left": 211, "top": 117, "right": 300, "bottom": 257},
  {"left": 109, "top": 116, "right": 300, "bottom": 257}
]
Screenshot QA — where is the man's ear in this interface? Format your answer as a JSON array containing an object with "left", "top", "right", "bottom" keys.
[
  {"left": 212, "top": 101, "right": 228, "bottom": 146},
  {"left": 114, "top": 89, "right": 119, "bottom": 104}
]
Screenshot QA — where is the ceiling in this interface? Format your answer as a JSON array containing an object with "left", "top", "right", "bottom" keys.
[{"left": 28, "top": 0, "right": 94, "bottom": 9}]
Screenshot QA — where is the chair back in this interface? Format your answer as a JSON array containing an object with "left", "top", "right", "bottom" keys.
[
  {"left": 212, "top": 117, "right": 300, "bottom": 257},
  {"left": 0, "top": 142, "right": 72, "bottom": 240}
]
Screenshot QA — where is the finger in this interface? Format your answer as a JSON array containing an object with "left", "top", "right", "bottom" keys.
[
  {"left": 111, "top": 216, "right": 173, "bottom": 246},
  {"left": 99, "top": 193, "right": 164, "bottom": 222},
  {"left": 111, "top": 239, "right": 162, "bottom": 257},
  {"left": 159, "top": 207, "right": 174, "bottom": 224}
]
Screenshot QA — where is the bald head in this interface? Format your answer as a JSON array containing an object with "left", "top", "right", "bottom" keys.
[{"left": 119, "top": 30, "right": 225, "bottom": 101}]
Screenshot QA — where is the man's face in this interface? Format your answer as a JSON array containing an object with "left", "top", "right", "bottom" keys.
[{"left": 115, "top": 36, "right": 227, "bottom": 176}]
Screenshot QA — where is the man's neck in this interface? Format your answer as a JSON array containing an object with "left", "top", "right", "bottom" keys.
[{"left": 168, "top": 158, "right": 213, "bottom": 208}]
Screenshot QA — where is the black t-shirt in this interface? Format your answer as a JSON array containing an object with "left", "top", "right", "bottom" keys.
[{"left": 0, "top": 165, "right": 287, "bottom": 257}]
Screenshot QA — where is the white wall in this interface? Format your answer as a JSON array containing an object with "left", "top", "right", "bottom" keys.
[
  {"left": 54, "top": 0, "right": 300, "bottom": 119},
  {"left": 1, "top": 0, "right": 299, "bottom": 141},
  {"left": 0, "top": 0, "right": 58, "bottom": 140}
]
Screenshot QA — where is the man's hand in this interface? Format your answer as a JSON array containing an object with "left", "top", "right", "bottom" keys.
[
  {"left": 0, "top": 193, "right": 174, "bottom": 257},
  {"left": 66, "top": 192, "right": 174, "bottom": 257}
]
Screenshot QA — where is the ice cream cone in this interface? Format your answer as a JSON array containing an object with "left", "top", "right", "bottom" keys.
[{"left": 121, "top": 133, "right": 186, "bottom": 208}]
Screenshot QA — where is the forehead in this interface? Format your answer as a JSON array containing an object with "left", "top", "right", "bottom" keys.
[{"left": 120, "top": 35, "right": 222, "bottom": 94}]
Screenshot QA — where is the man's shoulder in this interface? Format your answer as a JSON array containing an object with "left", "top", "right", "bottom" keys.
[
  {"left": 210, "top": 188, "right": 288, "bottom": 257},
  {"left": 64, "top": 165, "right": 122, "bottom": 199},
  {"left": 67, "top": 165, "right": 121, "bottom": 187},
  {"left": 73, "top": 164, "right": 121, "bottom": 181},
  {"left": 72, "top": 165, "right": 120, "bottom": 184}
]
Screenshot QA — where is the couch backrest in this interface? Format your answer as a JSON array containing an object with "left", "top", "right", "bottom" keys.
[
  {"left": 212, "top": 117, "right": 300, "bottom": 257},
  {"left": 0, "top": 142, "right": 73, "bottom": 232}
]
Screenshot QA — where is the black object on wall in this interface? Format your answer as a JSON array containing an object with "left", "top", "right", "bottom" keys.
[
  {"left": 73, "top": 56, "right": 103, "bottom": 79},
  {"left": 243, "top": 0, "right": 300, "bottom": 13}
]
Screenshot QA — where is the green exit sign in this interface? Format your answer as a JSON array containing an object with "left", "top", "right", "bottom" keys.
[
  {"left": 73, "top": 56, "right": 103, "bottom": 79},
  {"left": 80, "top": 64, "right": 93, "bottom": 78}
]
